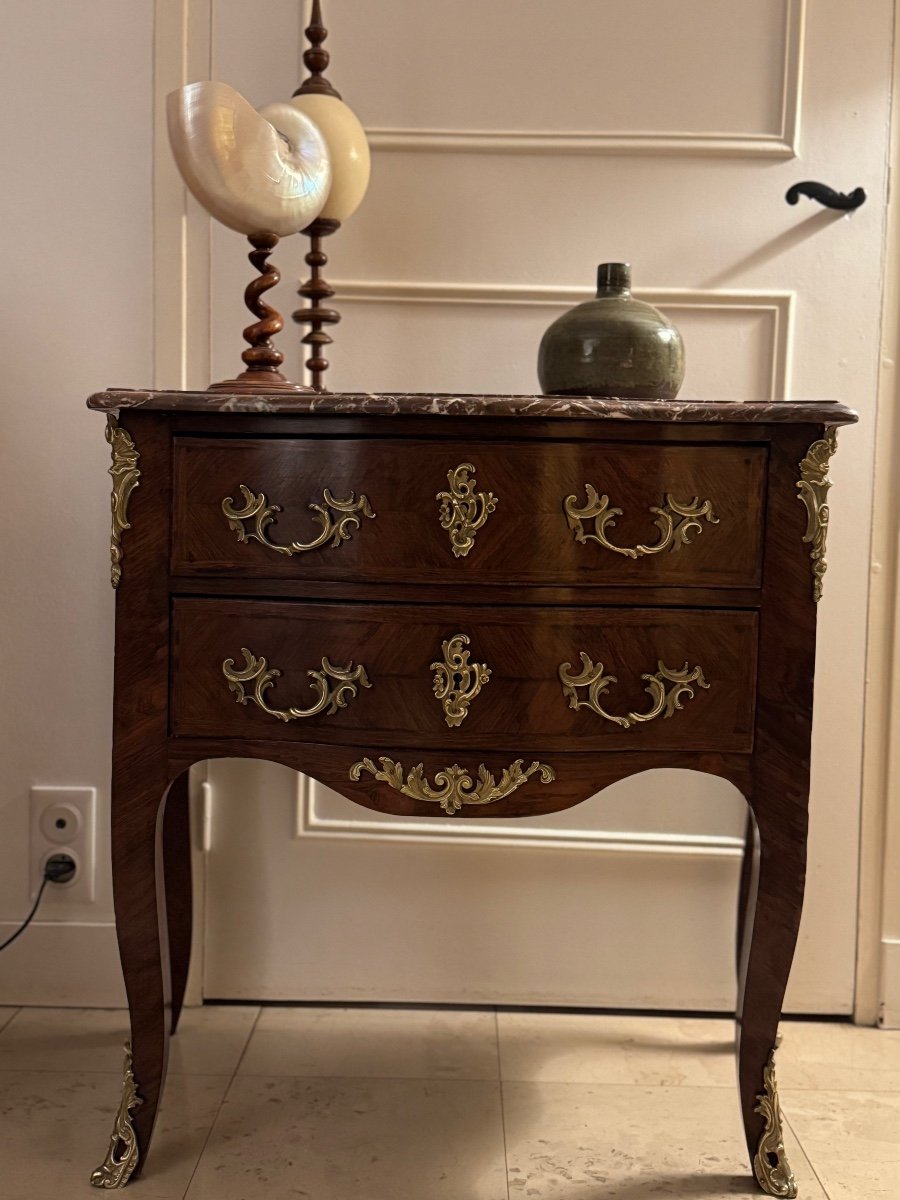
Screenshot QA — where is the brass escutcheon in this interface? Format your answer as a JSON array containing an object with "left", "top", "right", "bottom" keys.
[
  {"left": 436, "top": 463, "right": 497, "bottom": 557},
  {"left": 431, "top": 634, "right": 491, "bottom": 727}
]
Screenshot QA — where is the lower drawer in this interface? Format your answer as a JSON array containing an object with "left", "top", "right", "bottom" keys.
[{"left": 171, "top": 600, "right": 757, "bottom": 754}]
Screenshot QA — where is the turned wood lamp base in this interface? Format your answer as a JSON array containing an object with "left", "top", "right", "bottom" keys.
[
  {"left": 209, "top": 232, "right": 312, "bottom": 395},
  {"left": 207, "top": 372, "right": 311, "bottom": 394},
  {"left": 292, "top": 216, "right": 341, "bottom": 394}
]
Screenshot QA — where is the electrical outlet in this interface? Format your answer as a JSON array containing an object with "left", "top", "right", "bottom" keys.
[{"left": 29, "top": 787, "right": 97, "bottom": 905}]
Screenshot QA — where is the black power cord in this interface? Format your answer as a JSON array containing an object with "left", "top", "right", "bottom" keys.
[{"left": 0, "top": 854, "right": 77, "bottom": 953}]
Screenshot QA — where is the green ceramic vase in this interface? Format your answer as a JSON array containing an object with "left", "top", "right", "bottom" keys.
[{"left": 538, "top": 263, "right": 685, "bottom": 399}]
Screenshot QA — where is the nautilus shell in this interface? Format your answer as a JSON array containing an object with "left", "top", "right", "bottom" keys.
[
  {"left": 283, "top": 93, "right": 371, "bottom": 222},
  {"left": 167, "top": 81, "right": 332, "bottom": 237}
]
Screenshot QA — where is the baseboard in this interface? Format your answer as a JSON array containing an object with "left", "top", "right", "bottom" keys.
[{"left": 0, "top": 922, "right": 126, "bottom": 1007}]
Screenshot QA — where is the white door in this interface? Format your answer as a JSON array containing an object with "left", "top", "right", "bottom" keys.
[{"left": 190, "top": 0, "right": 892, "bottom": 1012}]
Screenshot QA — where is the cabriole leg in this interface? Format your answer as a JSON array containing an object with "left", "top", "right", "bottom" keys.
[
  {"left": 736, "top": 787, "right": 807, "bottom": 1198},
  {"left": 92, "top": 771, "right": 172, "bottom": 1189},
  {"left": 163, "top": 770, "right": 193, "bottom": 1035},
  {"left": 736, "top": 809, "right": 757, "bottom": 979}
]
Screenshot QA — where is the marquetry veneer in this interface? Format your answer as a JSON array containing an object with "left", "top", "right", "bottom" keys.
[{"left": 87, "top": 388, "right": 856, "bottom": 1198}]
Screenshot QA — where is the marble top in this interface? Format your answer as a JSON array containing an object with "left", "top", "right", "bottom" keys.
[{"left": 87, "top": 389, "right": 858, "bottom": 425}]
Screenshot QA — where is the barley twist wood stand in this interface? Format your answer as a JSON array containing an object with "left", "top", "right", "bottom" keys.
[{"left": 87, "top": 389, "right": 856, "bottom": 1196}]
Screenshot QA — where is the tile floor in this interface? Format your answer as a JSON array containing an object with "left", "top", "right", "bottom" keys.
[{"left": 0, "top": 1005, "right": 898, "bottom": 1198}]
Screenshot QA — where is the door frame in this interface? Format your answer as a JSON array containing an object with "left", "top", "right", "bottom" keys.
[
  {"left": 153, "top": 0, "right": 213, "bottom": 1008},
  {"left": 856, "top": 0, "right": 900, "bottom": 1028}
]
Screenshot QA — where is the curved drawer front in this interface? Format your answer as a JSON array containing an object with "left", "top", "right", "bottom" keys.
[
  {"left": 172, "top": 599, "right": 757, "bottom": 753},
  {"left": 171, "top": 437, "right": 766, "bottom": 588}
]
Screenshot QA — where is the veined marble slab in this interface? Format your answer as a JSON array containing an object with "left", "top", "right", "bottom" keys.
[{"left": 87, "top": 388, "right": 858, "bottom": 425}]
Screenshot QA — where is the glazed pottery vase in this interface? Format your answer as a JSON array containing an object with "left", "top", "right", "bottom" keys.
[{"left": 538, "top": 263, "right": 685, "bottom": 399}]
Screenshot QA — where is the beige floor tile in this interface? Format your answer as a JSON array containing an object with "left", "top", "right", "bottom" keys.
[
  {"left": 170, "top": 1006, "right": 259, "bottom": 1075},
  {"left": 778, "top": 1019, "right": 900, "bottom": 1090},
  {"left": 0, "top": 1007, "right": 127, "bottom": 1073},
  {"left": 0, "top": 1069, "right": 229, "bottom": 1200},
  {"left": 503, "top": 1080, "right": 826, "bottom": 1198},
  {"left": 498, "top": 1012, "right": 736, "bottom": 1086},
  {"left": 785, "top": 1089, "right": 900, "bottom": 1198},
  {"left": 0, "top": 1004, "right": 259, "bottom": 1075},
  {"left": 238, "top": 1005, "right": 499, "bottom": 1080},
  {"left": 0, "top": 1007, "right": 19, "bottom": 1034},
  {"left": 185, "top": 1074, "right": 508, "bottom": 1199}
]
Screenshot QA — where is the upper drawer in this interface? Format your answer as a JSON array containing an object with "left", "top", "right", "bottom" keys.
[{"left": 171, "top": 437, "right": 766, "bottom": 588}]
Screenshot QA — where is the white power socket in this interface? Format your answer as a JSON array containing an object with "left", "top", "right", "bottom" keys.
[{"left": 29, "top": 787, "right": 97, "bottom": 905}]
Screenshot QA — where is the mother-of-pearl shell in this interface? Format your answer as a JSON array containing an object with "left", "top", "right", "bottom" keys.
[
  {"left": 167, "top": 81, "right": 332, "bottom": 237},
  {"left": 281, "top": 93, "right": 371, "bottom": 222}
]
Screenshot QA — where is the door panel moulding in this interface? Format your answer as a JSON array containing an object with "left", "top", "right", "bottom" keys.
[
  {"left": 153, "top": 0, "right": 213, "bottom": 1006},
  {"left": 366, "top": 131, "right": 799, "bottom": 158},
  {"left": 335, "top": 280, "right": 794, "bottom": 402},
  {"left": 365, "top": 0, "right": 804, "bottom": 158},
  {"left": 153, "top": 0, "right": 212, "bottom": 391}
]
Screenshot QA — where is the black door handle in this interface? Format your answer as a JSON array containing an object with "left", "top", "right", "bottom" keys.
[{"left": 786, "top": 181, "right": 866, "bottom": 211}]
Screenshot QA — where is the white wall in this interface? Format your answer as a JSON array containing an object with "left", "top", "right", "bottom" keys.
[{"left": 0, "top": 1, "right": 153, "bottom": 1003}]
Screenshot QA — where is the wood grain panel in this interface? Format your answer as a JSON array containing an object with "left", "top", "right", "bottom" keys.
[
  {"left": 171, "top": 599, "right": 757, "bottom": 754},
  {"left": 172, "top": 437, "right": 766, "bottom": 588}
]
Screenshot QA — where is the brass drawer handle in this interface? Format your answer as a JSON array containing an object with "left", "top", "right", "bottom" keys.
[
  {"left": 559, "top": 656, "right": 709, "bottom": 728},
  {"left": 564, "top": 485, "right": 718, "bottom": 558},
  {"left": 222, "top": 484, "right": 375, "bottom": 556},
  {"left": 223, "top": 648, "right": 371, "bottom": 721},
  {"left": 437, "top": 463, "right": 497, "bottom": 557},
  {"left": 350, "top": 756, "right": 555, "bottom": 815}
]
